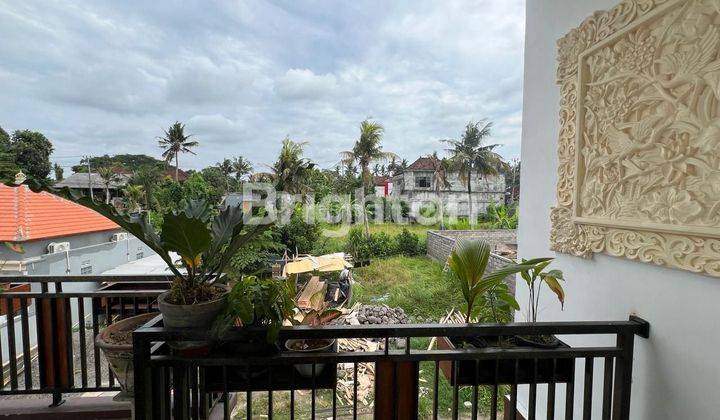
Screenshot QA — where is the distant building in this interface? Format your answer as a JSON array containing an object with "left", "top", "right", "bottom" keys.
[
  {"left": 392, "top": 157, "right": 505, "bottom": 217},
  {"left": 55, "top": 167, "right": 189, "bottom": 199},
  {"left": 373, "top": 176, "right": 393, "bottom": 197},
  {"left": 0, "top": 184, "right": 155, "bottom": 276}
]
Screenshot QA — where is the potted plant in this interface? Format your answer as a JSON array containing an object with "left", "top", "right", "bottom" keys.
[
  {"left": 44, "top": 188, "right": 269, "bottom": 336},
  {"left": 95, "top": 312, "right": 158, "bottom": 400},
  {"left": 515, "top": 257, "right": 566, "bottom": 347},
  {"left": 204, "top": 275, "right": 296, "bottom": 391},
  {"left": 436, "top": 239, "right": 569, "bottom": 385},
  {"left": 285, "top": 292, "right": 342, "bottom": 378}
]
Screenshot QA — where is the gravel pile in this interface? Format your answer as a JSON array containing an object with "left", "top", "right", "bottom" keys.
[{"left": 356, "top": 304, "right": 410, "bottom": 325}]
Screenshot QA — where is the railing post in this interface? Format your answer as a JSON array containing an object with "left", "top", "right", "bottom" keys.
[
  {"left": 133, "top": 329, "right": 151, "bottom": 420},
  {"left": 611, "top": 330, "right": 635, "bottom": 420},
  {"left": 375, "top": 360, "right": 419, "bottom": 420}
]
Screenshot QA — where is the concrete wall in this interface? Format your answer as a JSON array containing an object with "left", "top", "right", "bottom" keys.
[
  {"left": 427, "top": 229, "right": 518, "bottom": 294},
  {"left": 519, "top": 2, "right": 720, "bottom": 419}
]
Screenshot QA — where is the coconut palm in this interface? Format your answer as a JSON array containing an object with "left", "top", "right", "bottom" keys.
[
  {"left": 97, "top": 166, "right": 120, "bottom": 204},
  {"left": 123, "top": 184, "right": 144, "bottom": 213},
  {"left": 157, "top": 122, "right": 198, "bottom": 181},
  {"left": 132, "top": 165, "right": 161, "bottom": 210},
  {"left": 340, "top": 120, "right": 397, "bottom": 235},
  {"left": 429, "top": 152, "right": 451, "bottom": 230},
  {"left": 232, "top": 156, "right": 253, "bottom": 182},
  {"left": 217, "top": 158, "right": 234, "bottom": 192},
  {"left": 443, "top": 121, "right": 507, "bottom": 225},
  {"left": 271, "top": 137, "right": 314, "bottom": 195}
]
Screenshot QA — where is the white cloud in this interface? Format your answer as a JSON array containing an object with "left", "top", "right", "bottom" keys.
[
  {"left": 0, "top": 0, "right": 525, "bottom": 172},
  {"left": 274, "top": 69, "right": 338, "bottom": 100}
]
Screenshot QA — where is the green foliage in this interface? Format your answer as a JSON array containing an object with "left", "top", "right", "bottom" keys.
[
  {"left": 39, "top": 183, "right": 269, "bottom": 305},
  {"left": 276, "top": 207, "right": 321, "bottom": 254},
  {"left": 396, "top": 228, "right": 422, "bottom": 256},
  {"left": 519, "top": 258, "right": 565, "bottom": 322},
  {"left": 344, "top": 225, "right": 397, "bottom": 261},
  {"left": 4, "top": 130, "right": 54, "bottom": 182},
  {"left": 447, "top": 239, "right": 538, "bottom": 323},
  {"left": 271, "top": 138, "right": 315, "bottom": 194},
  {"left": 486, "top": 202, "right": 518, "bottom": 229},
  {"left": 157, "top": 121, "right": 198, "bottom": 181},
  {"left": 215, "top": 276, "right": 295, "bottom": 342},
  {"left": 72, "top": 154, "right": 164, "bottom": 173},
  {"left": 154, "top": 173, "right": 221, "bottom": 213},
  {"left": 229, "top": 229, "right": 284, "bottom": 275}
]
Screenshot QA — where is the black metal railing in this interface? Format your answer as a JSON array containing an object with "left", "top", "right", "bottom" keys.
[
  {"left": 0, "top": 274, "right": 171, "bottom": 405},
  {"left": 134, "top": 316, "right": 649, "bottom": 420}
]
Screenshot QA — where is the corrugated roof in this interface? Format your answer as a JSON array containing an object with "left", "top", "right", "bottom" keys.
[
  {"left": 0, "top": 185, "right": 119, "bottom": 242},
  {"left": 55, "top": 172, "right": 131, "bottom": 189}
]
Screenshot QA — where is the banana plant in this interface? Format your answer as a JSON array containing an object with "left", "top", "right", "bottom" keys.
[{"left": 447, "top": 239, "right": 549, "bottom": 322}]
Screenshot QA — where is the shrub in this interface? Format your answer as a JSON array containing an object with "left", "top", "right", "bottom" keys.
[
  {"left": 396, "top": 228, "right": 422, "bottom": 256},
  {"left": 276, "top": 206, "right": 321, "bottom": 254},
  {"left": 344, "top": 225, "right": 397, "bottom": 260}
]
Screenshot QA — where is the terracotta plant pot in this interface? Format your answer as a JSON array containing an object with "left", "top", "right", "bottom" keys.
[
  {"left": 95, "top": 312, "right": 158, "bottom": 400},
  {"left": 157, "top": 284, "right": 230, "bottom": 349},
  {"left": 285, "top": 339, "right": 336, "bottom": 378}
]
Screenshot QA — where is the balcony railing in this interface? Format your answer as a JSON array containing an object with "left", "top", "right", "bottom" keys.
[
  {"left": 0, "top": 274, "right": 171, "bottom": 406},
  {"left": 134, "top": 317, "right": 649, "bottom": 420}
]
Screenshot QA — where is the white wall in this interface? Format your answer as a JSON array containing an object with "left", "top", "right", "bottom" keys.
[{"left": 518, "top": 1, "right": 720, "bottom": 419}]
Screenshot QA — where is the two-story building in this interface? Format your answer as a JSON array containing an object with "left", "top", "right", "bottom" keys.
[{"left": 391, "top": 156, "right": 505, "bottom": 217}]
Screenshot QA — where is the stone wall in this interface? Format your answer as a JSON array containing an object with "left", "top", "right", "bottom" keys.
[{"left": 426, "top": 229, "right": 518, "bottom": 294}]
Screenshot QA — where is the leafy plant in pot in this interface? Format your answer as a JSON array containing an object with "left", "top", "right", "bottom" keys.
[
  {"left": 516, "top": 258, "right": 566, "bottom": 348},
  {"left": 36, "top": 183, "right": 269, "bottom": 343},
  {"left": 285, "top": 293, "right": 342, "bottom": 378}
]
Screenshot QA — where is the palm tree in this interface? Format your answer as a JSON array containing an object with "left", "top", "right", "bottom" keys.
[
  {"left": 97, "top": 166, "right": 119, "bottom": 204},
  {"left": 443, "top": 121, "right": 506, "bottom": 225},
  {"left": 271, "top": 137, "right": 314, "bottom": 195},
  {"left": 216, "top": 158, "right": 234, "bottom": 192},
  {"left": 132, "top": 165, "right": 161, "bottom": 210},
  {"left": 123, "top": 184, "right": 144, "bottom": 213},
  {"left": 340, "top": 120, "right": 397, "bottom": 235},
  {"left": 157, "top": 122, "right": 198, "bottom": 181},
  {"left": 429, "top": 152, "right": 451, "bottom": 230},
  {"left": 232, "top": 156, "right": 253, "bottom": 182}
]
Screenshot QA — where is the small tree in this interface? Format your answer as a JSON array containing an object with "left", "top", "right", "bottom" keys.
[
  {"left": 157, "top": 122, "right": 198, "bottom": 181},
  {"left": 97, "top": 166, "right": 120, "bottom": 204}
]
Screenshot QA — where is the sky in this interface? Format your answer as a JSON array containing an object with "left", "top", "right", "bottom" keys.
[{"left": 0, "top": 0, "right": 525, "bottom": 173}]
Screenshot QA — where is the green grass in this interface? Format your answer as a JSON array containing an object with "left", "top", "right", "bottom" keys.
[{"left": 352, "top": 255, "right": 463, "bottom": 320}]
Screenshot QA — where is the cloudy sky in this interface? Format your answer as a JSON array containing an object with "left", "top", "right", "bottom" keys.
[{"left": 0, "top": 1, "right": 525, "bottom": 173}]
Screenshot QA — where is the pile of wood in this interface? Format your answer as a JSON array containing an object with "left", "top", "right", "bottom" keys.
[
  {"left": 336, "top": 338, "right": 377, "bottom": 408},
  {"left": 296, "top": 276, "right": 326, "bottom": 310}
]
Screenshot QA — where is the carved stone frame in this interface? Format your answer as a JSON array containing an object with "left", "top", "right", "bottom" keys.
[{"left": 550, "top": 0, "right": 720, "bottom": 277}]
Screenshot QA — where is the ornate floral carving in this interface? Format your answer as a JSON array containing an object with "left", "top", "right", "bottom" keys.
[{"left": 551, "top": 0, "right": 720, "bottom": 277}]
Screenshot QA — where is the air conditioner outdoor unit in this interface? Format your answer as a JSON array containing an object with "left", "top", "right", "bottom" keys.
[
  {"left": 47, "top": 242, "right": 70, "bottom": 253},
  {"left": 110, "top": 232, "right": 128, "bottom": 242}
]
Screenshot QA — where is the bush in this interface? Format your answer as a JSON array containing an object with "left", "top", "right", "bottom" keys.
[
  {"left": 276, "top": 206, "right": 321, "bottom": 254},
  {"left": 229, "top": 229, "right": 284, "bottom": 276},
  {"left": 396, "top": 228, "right": 422, "bottom": 256},
  {"left": 344, "top": 225, "right": 400, "bottom": 260}
]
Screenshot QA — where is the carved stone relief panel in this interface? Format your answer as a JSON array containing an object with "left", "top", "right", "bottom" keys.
[{"left": 551, "top": 0, "right": 720, "bottom": 276}]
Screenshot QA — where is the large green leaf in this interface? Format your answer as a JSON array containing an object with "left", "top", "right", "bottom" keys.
[{"left": 160, "top": 212, "right": 212, "bottom": 269}]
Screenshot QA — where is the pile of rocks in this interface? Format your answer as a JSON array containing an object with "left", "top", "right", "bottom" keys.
[{"left": 356, "top": 304, "right": 409, "bottom": 325}]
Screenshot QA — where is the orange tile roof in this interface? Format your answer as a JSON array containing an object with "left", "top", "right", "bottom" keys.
[{"left": 0, "top": 185, "right": 119, "bottom": 242}]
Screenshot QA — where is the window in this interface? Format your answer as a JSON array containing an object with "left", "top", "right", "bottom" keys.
[{"left": 415, "top": 175, "right": 431, "bottom": 188}]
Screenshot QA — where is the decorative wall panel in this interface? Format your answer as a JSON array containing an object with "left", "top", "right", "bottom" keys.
[{"left": 551, "top": 0, "right": 720, "bottom": 276}]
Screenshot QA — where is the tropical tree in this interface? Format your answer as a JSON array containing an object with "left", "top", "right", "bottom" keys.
[
  {"left": 271, "top": 137, "right": 314, "bottom": 195},
  {"left": 7, "top": 130, "right": 54, "bottom": 182},
  {"left": 157, "top": 122, "right": 198, "bottom": 181},
  {"left": 132, "top": 164, "right": 161, "bottom": 210},
  {"left": 340, "top": 119, "right": 397, "bottom": 235},
  {"left": 443, "top": 121, "right": 507, "bottom": 224},
  {"left": 429, "top": 152, "right": 451, "bottom": 230},
  {"left": 217, "top": 158, "right": 234, "bottom": 192},
  {"left": 232, "top": 156, "right": 253, "bottom": 182},
  {"left": 123, "top": 184, "right": 144, "bottom": 213},
  {"left": 97, "top": 166, "right": 120, "bottom": 204},
  {"left": 53, "top": 163, "right": 64, "bottom": 182}
]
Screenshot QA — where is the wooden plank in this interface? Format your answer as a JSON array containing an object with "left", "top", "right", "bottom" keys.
[{"left": 296, "top": 276, "right": 326, "bottom": 310}]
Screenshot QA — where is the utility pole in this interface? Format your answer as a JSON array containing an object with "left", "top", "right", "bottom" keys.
[{"left": 84, "top": 155, "right": 94, "bottom": 200}]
